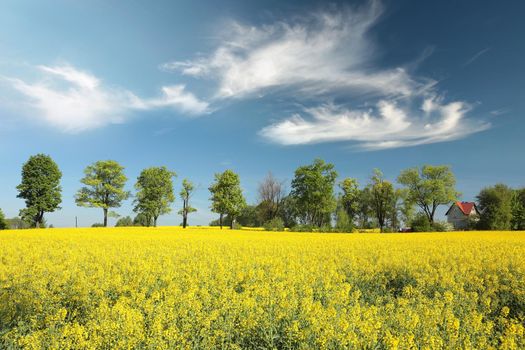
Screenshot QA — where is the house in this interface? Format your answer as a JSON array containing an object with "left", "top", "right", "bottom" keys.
[{"left": 445, "top": 201, "right": 480, "bottom": 230}]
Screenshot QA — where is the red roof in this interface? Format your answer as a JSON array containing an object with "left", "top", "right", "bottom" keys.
[{"left": 446, "top": 201, "right": 477, "bottom": 216}]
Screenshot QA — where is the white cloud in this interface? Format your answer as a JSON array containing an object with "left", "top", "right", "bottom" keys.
[
  {"left": 146, "top": 85, "right": 209, "bottom": 115},
  {"left": 259, "top": 97, "right": 490, "bottom": 150},
  {"left": 161, "top": 1, "right": 489, "bottom": 150},
  {"left": 5, "top": 64, "right": 209, "bottom": 133},
  {"left": 162, "top": 1, "right": 427, "bottom": 99}
]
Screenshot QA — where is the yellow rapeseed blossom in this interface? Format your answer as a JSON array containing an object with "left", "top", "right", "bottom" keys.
[{"left": 0, "top": 227, "right": 524, "bottom": 349}]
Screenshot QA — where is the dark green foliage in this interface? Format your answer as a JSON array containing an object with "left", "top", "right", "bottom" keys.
[
  {"left": 477, "top": 184, "right": 514, "bottom": 230},
  {"left": 0, "top": 209, "right": 7, "bottom": 230},
  {"left": 76, "top": 160, "right": 130, "bottom": 227},
  {"left": 263, "top": 217, "right": 285, "bottom": 231},
  {"left": 91, "top": 223, "right": 105, "bottom": 228},
  {"left": 411, "top": 212, "right": 432, "bottom": 232},
  {"left": 16, "top": 154, "right": 62, "bottom": 228},
  {"left": 278, "top": 195, "right": 297, "bottom": 228},
  {"left": 368, "top": 169, "right": 396, "bottom": 233},
  {"left": 335, "top": 207, "right": 353, "bottom": 232},
  {"left": 133, "top": 213, "right": 153, "bottom": 227},
  {"left": 339, "top": 178, "right": 360, "bottom": 224},
  {"left": 511, "top": 188, "right": 525, "bottom": 230},
  {"left": 290, "top": 159, "right": 337, "bottom": 227},
  {"left": 236, "top": 205, "right": 263, "bottom": 227},
  {"left": 356, "top": 187, "right": 374, "bottom": 229},
  {"left": 115, "top": 216, "right": 134, "bottom": 227},
  {"left": 209, "top": 170, "right": 246, "bottom": 229},
  {"left": 134, "top": 167, "right": 176, "bottom": 227}
]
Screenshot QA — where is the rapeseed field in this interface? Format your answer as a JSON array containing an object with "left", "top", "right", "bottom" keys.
[{"left": 0, "top": 228, "right": 524, "bottom": 349}]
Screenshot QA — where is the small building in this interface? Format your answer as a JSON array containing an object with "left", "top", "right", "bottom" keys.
[{"left": 445, "top": 201, "right": 480, "bottom": 230}]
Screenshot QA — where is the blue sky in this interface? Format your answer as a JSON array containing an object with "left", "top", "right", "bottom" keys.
[{"left": 0, "top": 0, "right": 523, "bottom": 227}]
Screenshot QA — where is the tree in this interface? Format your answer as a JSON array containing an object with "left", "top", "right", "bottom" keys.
[
  {"left": 477, "top": 184, "right": 514, "bottom": 230},
  {"left": 0, "top": 209, "right": 7, "bottom": 230},
  {"left": 75, "top": 160, "right": 130, "bottom": 227},
  {"left": 16, "top": 154, "right": 62, "bottom": 227},
  {"left": 397, "top": 165, "right": 459, "bottom": 224},
  {"left": 335, "top": 207, "right": 352, "bottom": 232},
  {"left": 411, "top": 212, "right": 432, "bottom": 232},
  {"left": 356, "top": 187, "right": 373, "bottom": 228},
  {"left": 279, "top": 195, "right": 298, "bottom": 228},
  {"left": 179, "top": 179, "right": 197, "bottom": 228},
  {"left": 134, "top": 166, "right": 176, "bottom": 227},
  {"left": 115, "top": 216, "right": 134, "bottom": 227},
  {"left": 257, "top": 172, "right": 285, "bottom": 222},
  {"left": 290, "top": 159, "right": 338, "bottom": 227},
  {"left": 398, "top": 190, "right": 415, "bottom": 228},
  {"left": 368, "top": 169, "right": 396, "bottom": 233},
  {"left": 209, "top": 170, "right": 246, "bottom": 229},
  {"left": 133, "top": 213, "right": 152, "bottom": 227},
  {"left": 339, "top": 178, "right": 360, "bottom": 225},
  {"left": 512, "top": 188, "right": 525, "bottom": 230}
]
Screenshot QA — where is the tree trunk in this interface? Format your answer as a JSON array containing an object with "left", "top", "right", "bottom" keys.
[
  {"left": 230, "top": 217, "right": 235, "bottom": 230},
  {"left": 153, "top": 216, "right": 158, "bottom": 227},
  {"left": 219, "top": 213, "right": 223, "bottom": 229},
  {"left": 103, "top": 208, "right": 108, "bottom": 227},
  {"left": 182, "top": 215, "right": 187, "bottom": 228}
]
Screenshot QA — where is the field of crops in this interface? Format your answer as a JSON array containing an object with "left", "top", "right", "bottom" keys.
[{"left": 1, "top": 228, "right": 524, "bottom": 349}]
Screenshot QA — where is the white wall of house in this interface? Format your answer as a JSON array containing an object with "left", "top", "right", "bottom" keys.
[{"left": 446, "top": 205, "right": 478, "bottom": 230}]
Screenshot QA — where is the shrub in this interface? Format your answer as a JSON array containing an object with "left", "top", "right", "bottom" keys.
[
  {"left": 290, "top": 224, "right": 315, "bottom": 232},
  {"left": 232, "top": 222, "right": 243, "bottom": 230},
  {"left": 411, "top": 213, "right": 432, "bottom": 232},
  {"left": 335, "top": 208, "right": 353, "bottom": 233},
  {"left": 115, "top": 216, "right": 134, "bottom": 227},
  {"left": 91, "top": 223, "right": 105, "bottom": 228},
  {"left": 263, "top": 217, "right": 285, "bottom": 231},
  {"left": 432, "top": 221, "right": 454, "bottom": 232}
]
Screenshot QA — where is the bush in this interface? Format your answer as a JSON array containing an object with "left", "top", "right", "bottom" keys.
[
  {"left": 232, "top": 222, "right": 243, "bottom": 230},
  {"left": 91, "top": 223, "right": 105, "bottom": 228},
  {"left": 432, "top": 221, "right": 454, "bottom": 232},
  {"left": 411, "top": 213, "right": 432, "bottom": 232},
  {"left": 335, "top": 208, "right": 353, "bottom": 233},
  {"left": 290, "top": 224, "right": 316, "bottom": 232},
  {"left": 263, "top": 217, "right": 285, "bottom": 231},
  {"left": 115, "top": 216, "right": 134, "bottom": 227}
]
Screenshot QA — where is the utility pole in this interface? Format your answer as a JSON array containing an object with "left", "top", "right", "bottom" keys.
[{"left": 75, "top": 216, "right": 78, "bottom": 228}]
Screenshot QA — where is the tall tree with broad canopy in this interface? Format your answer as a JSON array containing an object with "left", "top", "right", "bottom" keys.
[
  {"left": 257, "top": 172, "right": 285, "bottom": 222},
  {"left": 75, "top": 160, "right": 130, "bottom": 227},
  {"left": 179, "top": 179, "right": 197, "bottom": 228},
  {"left": 134, "top": 166, "right": 176, "bottom": 227},
  {"left": 339, "top": 177, "right": 360, "bottom": 224},
  {"left": 476, "top": 184, "right": 514, "bottom": 230},
  {"left": 209, "top": 170, "right": 246, "bottom": 229},
  {"left": 368, "top": 169, "right": 396, "bottom": 233},
  {"left": 290, "top": 158, "right": 338, "bottom": 227},
  {"left": 397, "top": 165, "right": 459, "bottom": 223},
  {"left": 16, "top": 154, "right": 62, "bottom": 227}
]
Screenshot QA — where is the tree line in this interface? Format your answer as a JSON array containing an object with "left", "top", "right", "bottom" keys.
[{"left": 0, "top": 154, "right": 524, "bottom": 232}]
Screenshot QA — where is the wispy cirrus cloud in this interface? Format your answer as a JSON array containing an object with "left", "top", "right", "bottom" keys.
[
  {"left": 4, "top": 64, "right": 209, "bottom": 133},
  {"left": 259, "top": 97, "right": 490, "bottom": 150},
  {"left": 162, "top": 1, "right": 489, "bottom": 150},
  {"left": 161, "top": 1, "right": 429, "bottom": 99},
  {"left": 463, "top": 47, "right": 491, "bottom": 67}
]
